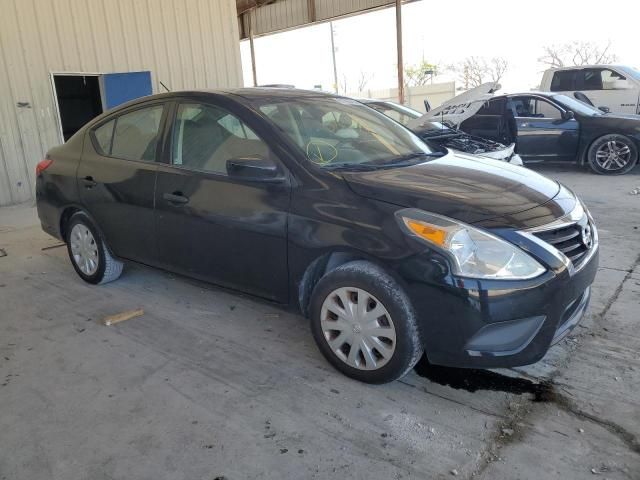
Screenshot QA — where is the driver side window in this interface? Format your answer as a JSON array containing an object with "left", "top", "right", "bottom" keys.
[
  {"left": 172, "top": 103, "right": 269, "bottom": 175},
  {"left": 512, "top": 97, "right": 561, "bottom": 119}
]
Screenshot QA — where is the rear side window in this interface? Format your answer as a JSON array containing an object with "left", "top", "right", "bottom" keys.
[
  {"left": 111, "top": 105, "right": 164, "bottom": 161},
  {"left": 93, "top": 119, "right": 115, "bottom": 155},
  {"left": 550, "top": 71, "right": 575, "bottom": 91}
]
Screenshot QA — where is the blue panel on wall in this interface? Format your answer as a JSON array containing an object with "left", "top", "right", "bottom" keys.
[{"left": 102, "top": 71, "right": 152, "bottom": 110}]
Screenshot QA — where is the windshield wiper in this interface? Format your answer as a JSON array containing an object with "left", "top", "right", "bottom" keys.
[
  {"left": 323, "top": 163, "right": 379, "bottom": 171},
  {"left": 382, "top": 152, "right": 444, "bottom": 166}
]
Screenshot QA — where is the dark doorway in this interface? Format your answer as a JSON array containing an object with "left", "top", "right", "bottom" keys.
[{"left": 53, "top": 75, "right": 103, "bottom": 141}]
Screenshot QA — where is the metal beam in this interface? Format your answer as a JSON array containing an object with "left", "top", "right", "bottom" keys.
[{"left": 395, "top": 0, "right": 404, "bottom": 104}]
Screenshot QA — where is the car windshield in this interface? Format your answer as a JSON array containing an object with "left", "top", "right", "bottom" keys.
[
  {"left": 552, "top": 94, "right": 604, "bottom": 116},
  {"left": 257, "top": 97, "right": 439, "bottom": 170}
]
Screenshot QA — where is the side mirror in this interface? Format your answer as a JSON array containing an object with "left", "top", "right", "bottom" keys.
[
  {"left": 598, "top": 106, "right": 610, "bottom": 113},
  {"left": 423, "top": 99, "right": 431, "bottom": 113},
  {"left": 226, "top": 156, "right": 284, "bottom": 182},
  {"left": 562, "top": 110, "right": 575, "bottom": 120}
]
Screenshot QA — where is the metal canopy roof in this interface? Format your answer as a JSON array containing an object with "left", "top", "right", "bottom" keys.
[{"left": 236, "top": 0, "right": 406, "bottom": 40}]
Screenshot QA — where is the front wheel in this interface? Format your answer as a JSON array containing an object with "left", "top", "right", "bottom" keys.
[
  {"left": 309, "top": 261, "right": 423, "bottom": 384},
  {"left": 587, "top": 134, "right": 638, "bottom": 175},
  {"left": 66, "top": 212, "right": 123, "bottom": 285}
]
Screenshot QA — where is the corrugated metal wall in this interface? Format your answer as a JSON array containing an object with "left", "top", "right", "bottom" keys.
[
  {"left": 239, "top": 0, "right": 394, "bottom": 39},
  {"left": 0, "top": 0, "right": 243, "bottom": 207}
]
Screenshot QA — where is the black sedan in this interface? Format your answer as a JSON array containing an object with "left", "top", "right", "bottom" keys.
[
  {"left": 459, "top": 91, "right": 640, "bottom": 174},
  {"left": 36, "top": 88, "right": 598, "bottom": 384}
]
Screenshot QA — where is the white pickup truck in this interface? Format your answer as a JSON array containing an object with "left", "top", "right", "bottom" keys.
[{"left": 540, "top": 65, "right": 640, "bottom": 115}]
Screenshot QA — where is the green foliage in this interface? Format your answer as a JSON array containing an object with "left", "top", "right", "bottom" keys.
[{"left": 404, "top": 60, "right": 439, "bottom": 87}]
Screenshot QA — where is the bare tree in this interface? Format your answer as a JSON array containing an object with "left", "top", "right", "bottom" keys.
[
  {"left": 356, "top": 71, "right": 374, "bottom": 92},
  {"left": 538, "top": 41, "right": 618, "bottom": 68},
  {"left": 404, "top": 60, "right": 439, "bottom": 87},
  {"left": 449, "top": 56, "right": 509, "bottom": 89}
]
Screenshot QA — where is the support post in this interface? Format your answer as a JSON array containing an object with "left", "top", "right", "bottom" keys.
[
  {"left": 395, "top": 0, "right": 404, "bottom": 104},
  {"left": 330, "top": 22, "right": 338, "bottom": 93},
  {"left": 248, "top": 10, "right": 258, "bottom": 86}
]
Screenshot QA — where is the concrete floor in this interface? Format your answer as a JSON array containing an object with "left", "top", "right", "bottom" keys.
[{"left": 1, "top": 165, "right": 639, "bottom": 480}]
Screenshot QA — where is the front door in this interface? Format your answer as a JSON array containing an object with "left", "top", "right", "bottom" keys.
[
  {"left": 509, "top": 96, "right": 579, "bottom": 162},
  {"left": 154, "top": 100, "right": 291, "bottom": 302},
  {"left": 576, "top": 67, "right": 639, "bottom": 115},
  {"left": 78, "top": 101, "right": 168, "bottom": 264}
]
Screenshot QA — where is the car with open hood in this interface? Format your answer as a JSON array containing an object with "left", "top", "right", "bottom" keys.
[
  {"left": 359, "top": 97, "right": 523, "bottom": 165},
  {"left": 36, "top": 88, "right": 598, "bottom": 384},
  {"left": 430, "top": 82, "right": 640, "bottom": 175}
]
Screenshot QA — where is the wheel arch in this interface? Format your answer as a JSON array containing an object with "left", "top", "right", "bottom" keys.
[
  {"left": 59, "top": 206, "right": 119, "bottom": 258},
  {"left": 297, "top": 249, "right": 387, "bottom": 318}
]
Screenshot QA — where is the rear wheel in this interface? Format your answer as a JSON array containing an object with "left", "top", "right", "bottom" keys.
[
  {"left": 587, "top": 134, "right": 638, "bottom": 175},
  {"left": 309, "top": 261, "right": 423, "bottom": 384},
  {"left": 66, "top": 212, "right": 123, "bottom": 284}
]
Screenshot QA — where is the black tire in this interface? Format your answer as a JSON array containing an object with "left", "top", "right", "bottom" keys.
[
  {"left": 66, "top": 212, "right": 123, "bottom": 285},
  {"left": 587, "top": 134, "right": 638, "bottom": 175},
  {"left": 309, "top": 260, "right": 423, "bottom": 384}
]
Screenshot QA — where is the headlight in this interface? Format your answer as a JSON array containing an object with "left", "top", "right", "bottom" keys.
[{"left": 396, "top": 209, "right": 545, "bottom": 280}]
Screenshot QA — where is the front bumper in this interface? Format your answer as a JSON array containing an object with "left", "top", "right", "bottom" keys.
[{"left": 398, "top": 241, "right": 598, "bottom": 369}]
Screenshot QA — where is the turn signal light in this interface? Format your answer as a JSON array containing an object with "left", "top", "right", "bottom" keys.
[
  {"left": 36, "top": 158, "right": 53, "bottom": 176},
  {"left": 404, "top": 219, "right": 447, "bottom": 247}
]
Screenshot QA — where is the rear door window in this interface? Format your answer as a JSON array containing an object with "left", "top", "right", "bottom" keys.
[
  {"left": 110, "top": 105, "right": 164, "bottom": 161},
  {"left": 550, "top": 70, "right": 575, "bottom": 91}
]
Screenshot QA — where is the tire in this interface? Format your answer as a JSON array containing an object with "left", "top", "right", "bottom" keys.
[
  {"left": 587, "top": 134, "right": 638, "bottom": 175},
  {"left": 309, "top": 260, "right": 423, "bottom": 384},
  {"left": 66, "top": 212, "right": 123, "bottom": 285}
]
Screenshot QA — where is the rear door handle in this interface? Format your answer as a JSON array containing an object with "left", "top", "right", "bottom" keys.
[
  {"left": 163, "top": 192, "right": 189, "bottom": 205},
  {"left": 82, "top": 176, "right": 97, "bottom": 188}
]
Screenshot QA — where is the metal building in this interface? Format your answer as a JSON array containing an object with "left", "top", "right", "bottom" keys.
[{"left": 0, "top": 0, "right": 243, "bottom": 207}]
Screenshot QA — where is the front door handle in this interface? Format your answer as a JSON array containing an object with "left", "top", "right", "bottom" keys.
[
  {"left": 82, "top": 176, "right": 97, "bottom": 189},
  {"left": 519, "top": 122, "right": 529, "bottom": 128},
  {"left": 163, "top": 192, "right": 189, "bottom": 205}
]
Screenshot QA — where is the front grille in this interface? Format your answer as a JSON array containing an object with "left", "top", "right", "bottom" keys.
[{"left": 533, "top": 222, "right": 591, "bottom": 268}]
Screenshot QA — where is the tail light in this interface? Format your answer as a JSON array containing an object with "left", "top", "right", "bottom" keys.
[{"left": 36, "top": 158, "right": 53, "bottom": 176}]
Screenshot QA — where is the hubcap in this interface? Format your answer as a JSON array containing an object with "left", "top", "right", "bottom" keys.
[
  {"left": 320, "top": 287, "right": 396, "bottom": 371},
  {"left": 595, "top": 140, "right": 631, "bottom": 171},
  {"left": 70, "top": 224, "right": 99, "bottom": 276}
]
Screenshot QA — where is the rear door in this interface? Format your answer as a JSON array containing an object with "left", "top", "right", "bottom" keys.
[
  {"left": 154, "top": 98, "right": 291, "bottom": 302},
  {"left": 78, "top": 101, "right": 168, "bottom": 264},
  {"left": 509, "top": 96, "right": 579, "bottom": 162}
]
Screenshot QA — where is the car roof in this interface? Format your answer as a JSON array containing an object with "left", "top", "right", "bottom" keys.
[
  {"left": 106, "top": 87, "right": 341, "bottom": 111},
  {"left": 546, "top": 64, "right": 626, "bottom": 72}
]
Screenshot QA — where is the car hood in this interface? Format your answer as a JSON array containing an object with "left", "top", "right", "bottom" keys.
[
  {"left": 342, "top": 151, "right": 563, "bottom": 228},
  {"left": 407, "top": 82, "right": 500, "bottom": 129}
]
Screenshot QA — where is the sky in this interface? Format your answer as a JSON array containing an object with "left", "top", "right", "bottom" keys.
[{"left": 240, "top": 0, "right": 640, "bottom": 95}]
